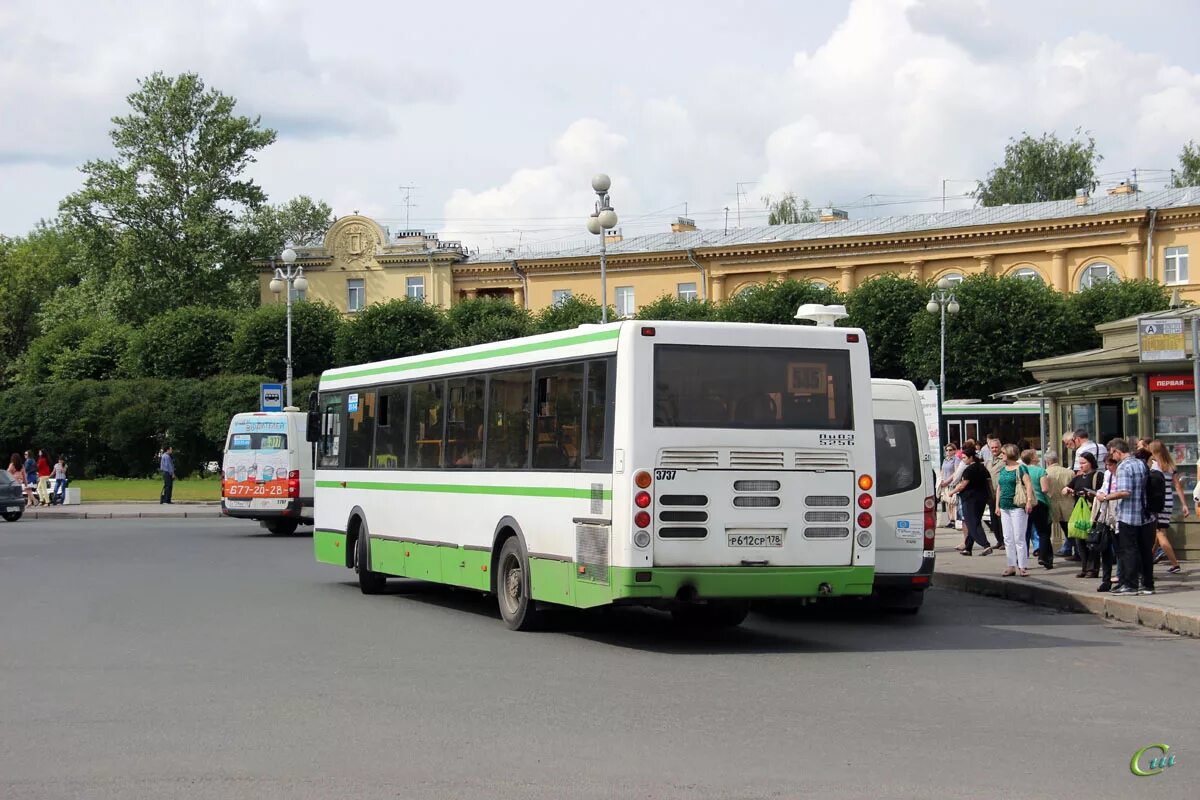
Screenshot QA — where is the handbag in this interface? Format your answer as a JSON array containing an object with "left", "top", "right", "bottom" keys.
[{"left": 1012, "top": 465, "right": 1029, "bottom": 507}]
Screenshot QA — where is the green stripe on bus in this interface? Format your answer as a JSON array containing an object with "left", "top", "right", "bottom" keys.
[
  {"left": 322, "top": 328, "right": 621, "bottom": 383},
  {"left": 316, "top": 480, "right": 612, "bottom": 500}
]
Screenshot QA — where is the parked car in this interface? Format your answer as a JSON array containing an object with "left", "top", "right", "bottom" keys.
[{"left": 0, "top": 470, "right": 25, "bottom": 521}]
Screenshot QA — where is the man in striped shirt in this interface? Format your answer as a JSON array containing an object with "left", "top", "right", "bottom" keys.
[{"left": 1095, "top": 438, "right": 1153, "bottom": 596}]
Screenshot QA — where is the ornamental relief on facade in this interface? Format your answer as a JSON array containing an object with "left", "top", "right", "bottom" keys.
[{"left": 333, "top": 221, "right": 380, "bottom": 268}]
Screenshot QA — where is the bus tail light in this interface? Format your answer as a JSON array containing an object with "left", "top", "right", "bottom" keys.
[
  {"left": 857, "top": 511, "right": 872, "bottom": 529},
  {"left": 857, "top": 493, "right": 873, "bottom": 509},
  {"left": 634, "top": 470, "right": 652, "bottom": 489},
  {"left": 857, "top": 475, "right": 874, "bottom": 491},
  {"left": 634, "top": 491, "right": 651, "bottom": 508},
  {"left": 634, "top": 510, "right": 651, "bottom": 529},
  {"left": 923, "top": 495, "right": 936, "bottom": 550},
  {"left": 287, "top": 470, "right": 300, "bottom": 498}
]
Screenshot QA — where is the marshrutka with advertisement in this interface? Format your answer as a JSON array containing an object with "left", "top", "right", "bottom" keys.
[{"left": 310, "top": 319, "right": 877, "bottom": 630}]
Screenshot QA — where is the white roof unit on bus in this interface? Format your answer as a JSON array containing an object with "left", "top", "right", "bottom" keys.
[{"left": 794, "top": 304, "right": 848, "bottom": 327}]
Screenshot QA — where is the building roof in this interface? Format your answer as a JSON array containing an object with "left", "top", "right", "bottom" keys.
[{"left": 470, "top": 186, "right": 1200, "bottom": 264}]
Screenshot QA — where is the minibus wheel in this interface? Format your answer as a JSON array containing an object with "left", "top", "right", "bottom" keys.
[{"left": 264, "top": 519, "right": 298, "bottom": 536}]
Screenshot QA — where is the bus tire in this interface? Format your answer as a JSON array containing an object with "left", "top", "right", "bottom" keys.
[
  {"left": 879, "top": 589, "right": 924, "bottom": 615},
  {"left": 2, "top": 511, "right": 22, "bottom": 522},
  {"left": 355, "top": 519, "right": 386, "bottom": 595},
  {"left": 672, "top": 601, "right": 750, "bottom": 629},
  {"left": 496, "top": 537, "right": 540, "bottom": 631},
  {"left": 265, "top": 520, "right": 298, "bottom": 536}
]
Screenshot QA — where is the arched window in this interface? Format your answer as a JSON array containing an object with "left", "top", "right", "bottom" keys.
[
  {"left": 1010, "top": 267, "right": 1042, "bottom": 282},
  {"left": 1078, "top": 262, "right": 1118, "bottom": 289},
  {"left": 733, "top": 283, "right": 760, "bottom": 297},
  {"left": 938, "top": 272, "right": 964, "bottom": 286}
]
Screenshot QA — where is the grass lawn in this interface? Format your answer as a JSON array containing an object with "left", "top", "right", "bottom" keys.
[{"left": 70, "top": 477, "right": 222, "bottom": 503}]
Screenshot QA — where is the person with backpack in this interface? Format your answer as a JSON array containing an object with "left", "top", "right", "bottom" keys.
[{"left": 1096, "top": 439, "right": 1157, "bottom": 596}]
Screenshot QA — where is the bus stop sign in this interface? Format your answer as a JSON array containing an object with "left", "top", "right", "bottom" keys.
[{"left": 260, "top": 383, "right": 283, "bottom": 412}]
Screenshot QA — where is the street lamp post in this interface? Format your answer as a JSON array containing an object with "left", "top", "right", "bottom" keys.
[
  {"left": 926, "top": 278, "right": 960, "bottom": 455},
  {"left": 586, "top": 174, "right": 618, "bottom": 323},
  {"left": 268, "top": 247, "right": 308, "bottom": 409}
]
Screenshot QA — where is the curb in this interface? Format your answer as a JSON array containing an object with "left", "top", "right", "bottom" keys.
[
  {"left": 937, "top": 571, "right": 1199, "bottom": 637},
  {"left": 23, "top": 511, "right": 223, "bottom": 520}
]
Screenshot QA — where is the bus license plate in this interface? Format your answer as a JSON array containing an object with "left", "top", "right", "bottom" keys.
[
  {"left": 727, "top": 532, "right": 784, "bottom": 547},
  {"left": 225, "top": 499, "right": 250, "bottom": 509},
  {"left": 5, "top": 505, "right": 20, "bottom": 513}
]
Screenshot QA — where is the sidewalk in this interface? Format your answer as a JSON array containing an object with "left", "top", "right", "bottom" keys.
[
  {"left": 934, "top": 528, "right": 1199, "bottom": 637},
  {"left": 18, "top": 501, "right": 222, "bottom": 520}
]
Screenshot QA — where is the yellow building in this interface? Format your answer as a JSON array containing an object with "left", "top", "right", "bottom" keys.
[{"left": 262, "top": 185, "right": 1200, "bottom": 314}]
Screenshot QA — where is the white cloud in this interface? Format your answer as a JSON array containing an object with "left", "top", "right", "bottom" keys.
[{"left": 441, "top": 119, "right": 636, "bottom": 252}]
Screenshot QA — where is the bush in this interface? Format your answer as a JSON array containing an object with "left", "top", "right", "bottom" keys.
[
  {"left": 335, "top": 298, "right": 451, "bottom": 365},
  {"left": 635, "top": 295, "right": 719, "bottom": 320},
  {"left": 126, "top": 305, "right": 240, "bottom": 379},
  {"left": 717, "top": 279, "right": 845, "bottom": 324},
  {"left": 447, "top": 297, "right": 534, "bottom": 347},
  {"left": 1066, "top": 279, "right": 1171, "bottom": 349},
  {"left": 227, "top": 301, "right": 342, "bottom": 377},
  {"left": 843, "top": 274, "right": 930, "bottom": 380},
  {"left": 534, "top": 295, "right": 605, "bottom": 333}
]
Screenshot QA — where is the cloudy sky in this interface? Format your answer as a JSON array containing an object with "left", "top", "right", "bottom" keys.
[{"left": 3, "top": 0, "right": 1200, "bottom": 252}]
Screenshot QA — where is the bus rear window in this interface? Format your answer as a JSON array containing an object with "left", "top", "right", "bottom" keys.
[
  {"left": 653, "top": 345, "right": 853, "bottom": 429},
  {"left": 228, "top": 433, "right": 288, "bottom": 451}
]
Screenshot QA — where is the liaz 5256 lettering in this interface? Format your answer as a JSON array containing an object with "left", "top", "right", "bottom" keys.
[{"left": 309, "top": 319, "right": 879, "bottom": 630}]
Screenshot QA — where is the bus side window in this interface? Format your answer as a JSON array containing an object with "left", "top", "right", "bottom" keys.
[
  {"left": 318, "top": 393, "right": 345, "bottom": 468},
  {"left": 534, "top": 363, "right": 583, "bottom": 470},
  {"left": 408, "top": 382, "right": 445, "bottom": 469},
  {"left": 375, "top": 387, "right": 409, "bottom": 469},
  {"left": 486, "top": 370, "right": 532, "bottom": 469},
  {"left": 583, "top": 358, "right": 614, "bottom": 466}
]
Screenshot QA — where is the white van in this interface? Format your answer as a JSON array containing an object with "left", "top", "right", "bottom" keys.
[
  {"left": 870, "top": 379, "right": 936, "bottom": 613},
  {"left": 221, "top": 411, "right": 314, "bottom": 535}
]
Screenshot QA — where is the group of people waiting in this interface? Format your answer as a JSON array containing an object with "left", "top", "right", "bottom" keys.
[
  {"left": 6, "top": 449, "right": 68, "bottom": 506},
  {"left": 938, "top": 429, "right": 1185, "bottom": 594}
]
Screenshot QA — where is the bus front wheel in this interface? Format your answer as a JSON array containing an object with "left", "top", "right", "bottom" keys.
[
  {"left": 354, "top": 520, "right": 386, "bottom": 595},
  {"left": 496, "top": 538, "right": 540, "bottom": 631}
]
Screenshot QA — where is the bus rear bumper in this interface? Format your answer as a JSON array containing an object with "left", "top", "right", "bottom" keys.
[{"left": 610, "top": 565, "right": 875, "bottom": 601}]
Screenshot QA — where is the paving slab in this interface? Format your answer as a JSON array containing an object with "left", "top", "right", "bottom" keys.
[{"left": 934, "top": 527, "right": 1199, "bottom": 637}]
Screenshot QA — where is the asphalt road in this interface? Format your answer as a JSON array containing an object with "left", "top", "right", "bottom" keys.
[{"left": 1, "top": 519, "right": 1195, "bottom": 800}]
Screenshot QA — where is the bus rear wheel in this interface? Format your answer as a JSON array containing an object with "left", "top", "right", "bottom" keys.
[
  {"left": 354, "top": 520, "right": 386, "bottom": 595},
  {"left": 671, "top": 601, "right": 750, "bottom": 629},
  {"left": 496, "top": 538, "right": 540, "bottom": 631}
]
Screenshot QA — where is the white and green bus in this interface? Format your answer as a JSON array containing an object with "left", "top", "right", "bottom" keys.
[{"left": 311, "top": 320, "right": 877, "bottom": 630}]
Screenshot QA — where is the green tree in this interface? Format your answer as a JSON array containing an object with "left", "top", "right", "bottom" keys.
[
  {"left": 0, "top": 221, "right": 89, "bottom": 363},
  {"left": 763, "top": 193, "right": 817, "bottom": 225},
  {"left": 904, "top": 274, "right": 1074, "bottom": 399},
  {"left": 534, "top": 295, "right": 606, "bottom": 333},
  {"left": 227, "top": 301, "right": 342, "bottom": 377},
  {"left": 1066, "top": 279, "right": 1172, "bottom": 349},
  {"left": 975, "top": 131, "right": 1101, "bottom": 207},
  {"left": 446, "top": 296, "right": 534, "bottom": 348},
  {"left": 1171, "top": 141, "right": 1200, "bottom": 187},
  {"left": 334, "top": 299, "right": 451, "bottom": 366},
  {"left": 843, "top": 273, "right": 929, "bottom": 380},
  {"left": 246, "top": 195, "right": 335, "bottom": 254},
  {"left": 16, "top": 318, "right": 107, "bottom": 384},
  {"left": 635, "top": 294, "right": 719, "bottom": 320},
  {"left": 125, "top": 306, "right": 240, "bottom": 378},
  {"left": 60, "top": 72, "right": 277, "bottom": 323},
  {"left": 717, "top": 279, "right": 844, "bottom": 324}
]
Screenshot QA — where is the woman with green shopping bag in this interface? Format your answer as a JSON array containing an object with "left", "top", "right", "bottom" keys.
[{"left": 1062, "top": 452, "right": 1104, "bottom": 578}]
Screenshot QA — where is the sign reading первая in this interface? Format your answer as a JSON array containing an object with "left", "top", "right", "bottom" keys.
[{"left": 1138, "top": 317, "right": 1186, "bottom": 362}]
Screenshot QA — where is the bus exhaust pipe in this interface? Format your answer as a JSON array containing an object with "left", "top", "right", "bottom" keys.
[
  {"left": 818, "top": 583, "right": 833, "bottom": 596},
  {"left": 676, "top": 585, "right": 698, "bottom": 604}
]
